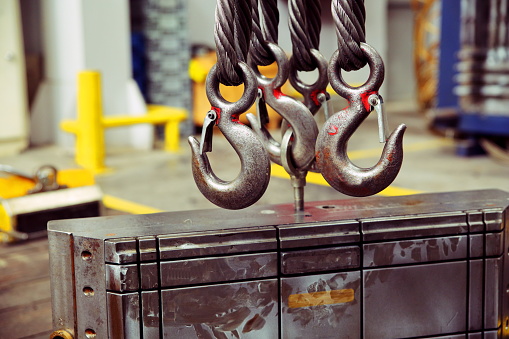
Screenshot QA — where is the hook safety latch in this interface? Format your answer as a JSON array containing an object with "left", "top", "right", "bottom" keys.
[
  {"left": 199, "top": 110, "right": 217, "bottom": 155},
  {"left": 368, "top": 94, "right": 389, "bottom": 143},
  {"left": 256, "top": 88, "right": 270, "bottom": 127}
]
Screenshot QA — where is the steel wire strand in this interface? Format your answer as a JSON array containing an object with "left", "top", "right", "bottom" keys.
[
  {"left": 250, "top": 0, "right": 279, "bottom": 66},
  {"left": 214, "top": 0, "right": 253, "bottom": 86},
  {"left": 332, "top": 0, "right": 368, "bottom": 71},
  {"left": 289, "top": 0, "right": 322, "bottom": 72},
  {"left": 233, "top": 0, "right": 253, "bottom": 63}
]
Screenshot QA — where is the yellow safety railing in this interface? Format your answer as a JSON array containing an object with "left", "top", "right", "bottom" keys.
[{"left": 61, "top": 71, "right": 187, "bottom": 173}]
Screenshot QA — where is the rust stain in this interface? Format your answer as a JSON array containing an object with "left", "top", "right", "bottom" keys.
[
  {"left": 288, "top": 289, "right": 355, "bottom": 308},
  {"left": 404, "top": 200, "right": 423, "bottom": 206}
]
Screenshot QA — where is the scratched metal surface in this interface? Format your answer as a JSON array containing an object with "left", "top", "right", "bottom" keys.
[
  {"left": 49, "top": 189, "right": 509, "bottom": 239},
  {"left": 48, "top": 189, "right": 509, "bottom": 338}
]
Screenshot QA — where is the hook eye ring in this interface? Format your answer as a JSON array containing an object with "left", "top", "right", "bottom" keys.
[
  {"left": 249, "top": 42, "right": 289, "bottom": 90},
  {"left": 328, "top": 42, "right": 385, "bottom": 99},
  {"left": 289, "top": 49, "right": 329, "bottom": 95},
  {"left": 206, "top": 61, "right": 258, "bottom": 115}
]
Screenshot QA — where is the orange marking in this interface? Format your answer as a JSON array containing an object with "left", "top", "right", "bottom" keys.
[{"left": 288, "top": 289, "right": 355, "bottom": 308}]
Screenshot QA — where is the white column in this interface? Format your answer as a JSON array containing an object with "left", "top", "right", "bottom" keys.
[
  {"left": 0, "top": 0, "right": 29, "bottom": 156},
  {"left": 31, "top": 0, "right": 150, "bottom": 149}
]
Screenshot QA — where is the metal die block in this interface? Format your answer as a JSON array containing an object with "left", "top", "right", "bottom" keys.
[
  {"left": 469, "top": 260, "right": 483, "bottom": 331},
  {"left": 105, "top": 238, "right": 138, "bottom": 264},
  {"left": 486, "top": 232, "right": 504, "bottom": 257},
  {"left": 281, "top": 246, "right": 360, "bottom": 275},
  {"left": 160, "top": 252, "right": 277, "bottom": 287},
  {"left": 73, "top": 236, "right": 108, "bottom": 339},
  {"left": 468, "top": 210, "right": 485, "bottom": 233},
  {"left": 47, "top": 190, "right": 509, "bottom": 336},
  {"left": 141, "top": 291, "right": 160, "bottom": 338},
  {"left": 484, "top": 209, "right": 504, "bottom": 231},
  {"left": 158, "top": 227, "right": 277, "bottom": 260},
  {"left": 138, "top": 236, "right": 157, "bottom": 262},
  {"left": 106, "top": 264, "right": 139, "bottom": 293},
  {"left": 48, "top": 231, "right": 76, "bottom": 336},
  {"left": 162, "top": 279, "right": 279, "bottom": 338},
  {"left": 361, "top": 211, "right": 468, "bottom": 242},
  {"left": 140, "top": 262, "right": 159, "bottom": 290},
  {"left": 484, "top": 330, "right": 502, "bottom": 339},
  {"left": 485, "top": 257, "right": 503, "bottom": 329},
  {"left": 470, "top": 234, "right": 485, "bottom": 258},
  {"left": 281, "top": 271, "right": 361, "bottom": 339},
  {"left": 363, "top": 261, "right": 467, "bottom": 339},
  {"left": 107, "top": 292, "right": 141, "bottom": 339},
  {"left": 363, "top": 235, "right": 467, "bottom": 267},
  {"left": 277, "top": 220, "right": 359, "bottom": 249}
]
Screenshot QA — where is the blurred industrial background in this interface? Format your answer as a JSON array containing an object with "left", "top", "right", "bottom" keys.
[{"left": 2, "top": 0, "right": 509, "bottom": 338}]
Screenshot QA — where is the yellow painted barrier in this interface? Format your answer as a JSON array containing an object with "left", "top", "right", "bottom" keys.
[{"left": 61, "top": 71, "right": 188, "bottom": 173}]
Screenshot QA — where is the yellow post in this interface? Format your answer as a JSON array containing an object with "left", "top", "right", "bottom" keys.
[
  {"left": 76, "top": 71, "right": 107, "bottom": 173},
  {"left": 164, "top": 119, "right": 181, "bottom": 152}
]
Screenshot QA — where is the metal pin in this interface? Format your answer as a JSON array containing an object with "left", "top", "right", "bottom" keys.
[
  {"left": 199, "top": 110, "right": 217, "bottom": 155},
  {"left": 317, "top": 92, "right": 332, "bottom": 121},
  {"left": 368, "top": 94, "right": 389, "bottom": 143},
  {"left": 280, "top": 128, "right": 306, "bottom": 212}
]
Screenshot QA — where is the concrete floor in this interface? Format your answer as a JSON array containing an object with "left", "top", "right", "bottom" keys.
[{"left": 1, "top": 100, "right": 509, "bottom": 214}]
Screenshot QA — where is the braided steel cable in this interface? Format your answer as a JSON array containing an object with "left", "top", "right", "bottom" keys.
[
  {"left": 331, "top": 0, "right": 368, "bottom": 71},
  {"left": 250, "top": 0, "right": 280, "bottom": 66},
  {"left": 289, "top": 0, "right": 322, "bottom": 72},
  {"left": 214, "top": 0, "right": 253, "bottom": 86}
]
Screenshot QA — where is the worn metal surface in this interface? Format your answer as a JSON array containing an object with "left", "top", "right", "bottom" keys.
[
  {"left": 316, "top": 43, "right": 406, "bottom": 197},
  {"left": 162, "top": 280, "right": 278, "bottom": 338},
  {"left": 48, "top": 189, "right": 509, "bottom": 338},
  {"left": 281, "top": 272, "right": 361, "bottom": 339},
  {"left": 364, "top": 262, "right": 467, "bottom": 338}
]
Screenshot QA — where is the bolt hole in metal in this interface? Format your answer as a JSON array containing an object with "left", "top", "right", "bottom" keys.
[
  {"left": 81, "top": 250, "right": 92, "bottom": 261},
  {"left": 83, "top": 287, "right": 94, "bottom": 296},
  {"left": 49, "top": 329, "right": 73, "bottom": 339},
  {"left": 85, "top": 329, "right": 96, "bottom": 338},
  {"left": 319, "top": 205, "right": 338, "bottom": 209}
]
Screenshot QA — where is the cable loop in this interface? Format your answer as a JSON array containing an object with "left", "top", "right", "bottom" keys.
[
  {"left": 249, "top": 0, "right": 280, "bottom": 66},
  {"left": 332, "top": 0, "right": 368, "bottom": 71},
  {"left": 214, "top": 0, "right": 253, "bottom": 86},
  {"left": 289, "top": 0, "right": 322, "bottom": 72}
]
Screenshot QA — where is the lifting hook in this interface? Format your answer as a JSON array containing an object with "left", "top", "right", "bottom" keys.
[
  {"left": 289, "top": 48, "right": 331, "bottom": 118},
  {"left": 188, "top": 62, "right": 271, "bottom": 209},
  {"left": 246, "top": 42, "right": 318, "bottom": 170},
  {"left": 315, "top": 43, "right": 406, "bottom": 197}
]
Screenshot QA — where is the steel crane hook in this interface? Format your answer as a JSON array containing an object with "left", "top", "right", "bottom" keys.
[
  {"left": 188, "top": 62, "right": 271, "bottom": 209},
  {"left": 289, "top": 48, "right": 331, "bottom": 117},
  {"left": 246, "top": 42, "right": 318, "bottom": 170},
  {"left": 315, "top": 43, "right": 406, "bottom": 197}
]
